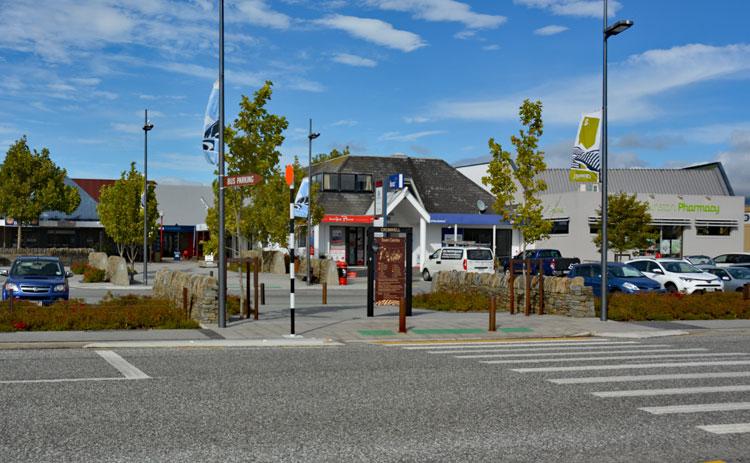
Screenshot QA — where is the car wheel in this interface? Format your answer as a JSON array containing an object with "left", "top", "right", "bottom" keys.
[
  {"left": 422, "top": 269, "right": 431, "bottom": 281},
  {"left": 665, "top": 282, "right": 678, "bottom": 293}
]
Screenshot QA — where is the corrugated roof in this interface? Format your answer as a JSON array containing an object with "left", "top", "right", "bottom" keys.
[
  {"left": 312, "top": 155, "right": 496, "bottom": 215},
  {"left": 541, "top": 167, "right": 731, "bottom": 196}
]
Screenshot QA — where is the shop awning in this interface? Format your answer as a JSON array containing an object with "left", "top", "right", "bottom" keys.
[{"left": 430, "top": 213, "right": 510, "bottom": 226}]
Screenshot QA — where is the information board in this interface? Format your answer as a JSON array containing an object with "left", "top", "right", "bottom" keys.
[{"left": 375, "top": 237, "right": 405, "bottom": 306}]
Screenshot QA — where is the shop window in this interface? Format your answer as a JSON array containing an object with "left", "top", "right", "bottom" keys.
[
  {"left": 696, "top": 226, "right": 731, "bottom": 236},
  {"left": 549, "top": 220, "right": 569, "bottom": 234},
  {"left": 340, "top": 173, "right": 356, "bottom": 191},
  {"left": 356, "top": 174, "right": 373, "bottom": 192}
]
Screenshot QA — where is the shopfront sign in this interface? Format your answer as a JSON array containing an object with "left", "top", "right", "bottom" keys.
[
  {"left": 375, "top": 181, "right": 383, "bottom": 216},
  {"left": 375, "top": 237, "right": 406, "bottom": 306},
  {"left": 388, "top": 173, "right": 404, "bottom": 190},
  {"left": 650, "top": 201, "right": 721, "bottom": 215},
  {"left": 322, "top": 214, "right": 373, "bottom": 224}
]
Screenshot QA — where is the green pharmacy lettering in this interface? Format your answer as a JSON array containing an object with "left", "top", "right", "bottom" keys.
[{"left": 677, "top": 202, "right": 720, "bottom": 214}]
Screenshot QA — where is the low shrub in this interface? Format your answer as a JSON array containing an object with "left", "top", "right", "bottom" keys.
[
  {"left": 0, "top": 295, "right": 200, "bottom": 331},
  {"left": 413, "top": 291, "right": 492, "bottom": 312},
  {"left": 600, "top": 292, "right": 750, "bottom": 321},
  {"left": 70, "top": 261, "right": 87, "bottom": 275},
  {"left": 227, "top": 295, "right": 242, "bottom": 315},
  {"left": 82, "top": 265, "right": 106, "bottom": 283}
]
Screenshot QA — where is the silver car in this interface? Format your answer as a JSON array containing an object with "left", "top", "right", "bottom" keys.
[{"left": 704, "top": 266, "right": 750, "bottom": 292}]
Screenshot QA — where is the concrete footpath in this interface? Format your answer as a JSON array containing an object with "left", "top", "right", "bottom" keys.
[{"left": 3, "top": 267, "right": 750, "bottom": 348}]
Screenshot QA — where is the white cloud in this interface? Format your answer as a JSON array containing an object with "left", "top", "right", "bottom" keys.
[
  {"left": 152, "top": 153, "right": 216, "bottom": 173},
  {"left": 380, "top": 130, "right": 445, "bottom": 141},
  {"left": 235, "top": 0, "right": 291, "bottom": 29},
  {"left": 514, "top": 0, "right": 621, "bottom": 18},
  {"left": 315, "top": 14, "right": 425, "bottom": 52},
  {"left": 111, "top": 122, "right": 142, "bottom": 134},
  {"left": 482, "top": 44, "right": 500, "bottom": 51},
  {"left": 367, "top": 0, "right": 506, "bottom": 29},
  {"left": 403, "top": 116, "right": 429, "bottom": 123},
  {"left": 69, "top": 77, "right": 101, "bottom": 86},
  {"left": 534, "top": 25, "right": 568, "bottom": 36},
  {"left": 332, "top": 53, "right": 377, "bottom": 67},
  {"left": 332, "top": 119, "right": 358, "bottom": 127},
  {"left": 430, "top": 43, "right": 750, "bottom": 125}
]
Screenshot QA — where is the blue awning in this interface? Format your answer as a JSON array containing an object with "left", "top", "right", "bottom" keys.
[
  {"left": 429, "top": 213, "right": 510, "bottom": 226},
  {"left": 162, "top": 225, "right": 196, "bottom": 233}
]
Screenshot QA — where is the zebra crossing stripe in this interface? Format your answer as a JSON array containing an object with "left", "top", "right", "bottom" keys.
[
  {"left": 404, "top": 341, "right": 638, "bottom": 350},
  {"left": 455, "top": 348, "right": 707, "bottom": 359},
  {"left": 593, "top": 385, "right": 750, "bottom": 398},
  {"left": 697, "top": 423, "right": 750, "bottom": 435},
  {"left": 640, "top": 402, "right": 750, "bottom": 415},
  {"left": 483, "top": 352, "right": 748, "bottom": 365},
  {"left": 549, "top": 371, "right": 750, "bottom": 384},
  {"left": 511, "top": 360, "right": 750, "bottom": 373},
  {"left": 428, "top": 343, "right": 667, "bottom": 354}
]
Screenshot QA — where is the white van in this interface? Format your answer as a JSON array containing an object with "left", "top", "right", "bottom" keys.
[{"left": 422, "top": 246, "right": 495, "bottom": 281}]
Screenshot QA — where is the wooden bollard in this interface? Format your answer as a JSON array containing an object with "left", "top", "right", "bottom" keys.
[
  {"left": 182, "top": 287, "right": 188, "bottom": 317},
  {"left": 399, "top": 298, "right": 407, "bottom": 333},
  {"left": 509, "top": 267, "right": 515, "bottom": 315},
  {"left": 524, "top": 258, "right": 531, "bottom": 316},
  {"left": 8, "top": 289, "right": 13, "bottom": 313},
  {"left": 489, "top": 296, "right": 496, "bottom": 332},
  {"left": 744, "top": 283, "right": 750, "bottom": 301},
  {"left": 253, "top": 258, "right": 259, "bottom": 318},
  {"left": 322, "top": 282, "right": 327, "bottom": 305},
  {"left": 260, "top": 283, "right": 265, "bottom": 306},
  {"left": 245, "top": 261, "right": 251, "bottom": 319}
]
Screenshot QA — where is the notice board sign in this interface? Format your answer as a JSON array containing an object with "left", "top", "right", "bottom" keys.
[{"left": 375, "top": 237, "right": 405, "bottom": 306}]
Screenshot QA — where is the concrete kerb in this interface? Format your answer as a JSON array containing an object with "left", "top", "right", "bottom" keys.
[{"left": 83, "top": 339, "right": 344, "bottom": 349}]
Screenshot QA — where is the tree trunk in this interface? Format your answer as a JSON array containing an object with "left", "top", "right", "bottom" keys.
[{"left": 16, "top": 225, "right": 21, "bottom": 251}]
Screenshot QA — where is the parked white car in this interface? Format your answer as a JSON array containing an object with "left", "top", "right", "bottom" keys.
[
  {"left": 422, "top": 246, "right": 494, "bottom": 281},
  {"left": 713, "top": 253, "right": 750, "bottom": 268},
  {"left": 626, "top": 258, "right": 723, "bottom": 294}
]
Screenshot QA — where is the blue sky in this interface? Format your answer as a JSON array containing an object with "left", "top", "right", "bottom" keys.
[{"left": 1, "top": 0, "right": 749, "bottom": 196}]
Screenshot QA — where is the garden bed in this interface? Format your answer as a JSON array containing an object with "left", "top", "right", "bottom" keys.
[
  {"left": 0, "top": 295, "right": 199, "bottom": 331},
  {"left": 601, "top": 292, "right": 750, "bottom": 321}
]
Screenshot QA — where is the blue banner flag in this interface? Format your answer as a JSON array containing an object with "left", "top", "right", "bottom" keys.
[
  {"left": 202, "top": 80, "right": 219, "bottom": 165},
  {"left": 293, "top": 177, "right": 310, "bottom": 218}
]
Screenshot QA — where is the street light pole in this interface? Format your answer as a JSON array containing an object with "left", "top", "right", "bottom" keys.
[
  {"left": 307, "top": 119, "right": 320, "bottom": 286},
  {"left": 218, "top": 0, "right": 227, "bottom": 327},
  {"left": 601, "top": 1, "right": 633, "bottom": 322},
  {"left": 142, "top": 109, "right": 153, "bottom": 286}
]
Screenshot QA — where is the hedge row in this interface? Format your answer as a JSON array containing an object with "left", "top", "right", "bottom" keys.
[
  {"left": 603, "top": 292, "right": 750, "bottom": 321},
  {"left": 0, "top": 295, "right": 199, "bottom": 331},
  {"left": 413, "top": 291, "right": 491, "bottom": 312}
]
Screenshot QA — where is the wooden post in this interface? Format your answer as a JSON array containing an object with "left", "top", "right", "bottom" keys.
[
  {"left": 244, "top": 261, "right": 251, "bottom": 319},
  {"left": 182, "top": 287, "right": 188, "bottom": 318},
  {"left": 260, "top": 283, "right": 265, "bottom": 306},
  {"left": 524, "top": 258, "right": 531, "bottom": 316},
  {"left": 322, "top": 282, "right": 327, "bottom": 305},
  {"left": 489, "top": 295, "right": 496, "bottom": 332},
  {"left": 399, "top": 298, "right": 407, "bottom": 333},
  {"left": 744, "top": 283, "right": 750, "bottom": 301},
  {"left": 253, "top": 257, "right": 259, "bottom": 318},
  {"left": 538, "top": 267, "right": 545, "bottom": 315},
  {"left": 509, "top": 260, "right": 515, "bottom": 315},
  {"left": 8, "top": 289, "right": 13, "bottom": 313}
]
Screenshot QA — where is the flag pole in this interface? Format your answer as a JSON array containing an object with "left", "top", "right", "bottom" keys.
[{"left": 218, "top": 0, "right": 226, "bottom": 328}]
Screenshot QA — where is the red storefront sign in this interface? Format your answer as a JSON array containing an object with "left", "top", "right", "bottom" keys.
[{"left": 322, "top": 215, "right": 373, "bottom": 224}]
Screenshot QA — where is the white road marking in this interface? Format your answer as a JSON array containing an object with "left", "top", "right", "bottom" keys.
[
  {"left": 96, "top": 350, "right": 150, "bottom": 380},
  {"left": 511, "top": 360, "right": 750, "bottom": 373},
  {"left": 0, "top": 377, "right": 130, "bottom": 385},
  {"left": 455, "top": 348, "right": 707, "bottom": 359},
  {"left": 549, "top": 371, "right": 750, "bottom": 384},
  {"left": 483, "top": 352, "right": 747, "bottom": 365},
  {"left": 428, "top": 344, "right": 671, "bottom": 354},
  {"left": 640, "top": 402, "right": 750, "bottom": 415},
  {"left": 697, "top": 423, "right": 750, "bottom": 434},
  {"left": 593, "top": 385, "right": 750, "bottom": 398},
  {"left": 402, "top": 340, "right": 634, "bottom": 350}
]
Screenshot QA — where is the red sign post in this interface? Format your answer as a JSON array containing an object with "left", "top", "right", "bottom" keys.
[{"left": 224, "top": 173, "right": 261, "bottom": 187}]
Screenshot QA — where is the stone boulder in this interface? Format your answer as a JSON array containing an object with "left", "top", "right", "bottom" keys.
[
  {"left": 88, "top": 252, "right": 108, "bottom": 271},
  {"left": 265, "top": 251, "right": 287, "bottom": 274},
  {"left": 153, "top": 269, "right": 218, "bottom": 323},
  {"left": 106, "top": 256, "right": 130, "bottom": 286}
]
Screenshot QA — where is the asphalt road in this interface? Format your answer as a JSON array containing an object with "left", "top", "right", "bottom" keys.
[{"left": 2, "top": 332, "right": 750, "bottom": 462}]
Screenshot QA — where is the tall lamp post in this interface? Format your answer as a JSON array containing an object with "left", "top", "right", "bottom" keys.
[
  {"left": 142, "top": 110, "right": 154, "bottom": 285},
  {"left": 600, "top": 2, "right": 633, "bottom": 322},
  {"left": 307, "top": 119, "right": 320, "bottom": 286},
  {"left": 217, "top": 0, "right": 227, "bottom": 328}
]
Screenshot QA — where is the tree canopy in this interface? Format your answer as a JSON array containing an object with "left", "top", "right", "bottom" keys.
[
  {"left": 482, "top": 99, "right": 551, "bottom": 249},
  {"left": 0, "top": 137, "right": 80, "bottom": 249},
  {"left": 312, "top": 146, "right": 349, "bottom": 165},
  {"left": 593, "top": 192, "right": 657, "bottom": 260},
  {"left": 98, "top": 162, "right": 158, "bottom": 269}
]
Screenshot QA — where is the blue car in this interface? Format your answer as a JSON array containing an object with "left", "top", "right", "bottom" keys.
[
  {"left": 1, "top": 257, "right": 72, "bottom": 305},
  {"left": 568, "top": 262, "right": 662, "bottom": 296}
]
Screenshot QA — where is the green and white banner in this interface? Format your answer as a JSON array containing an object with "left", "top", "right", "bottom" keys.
[{"left": 569, "top": 111, "right": 601, "bottom": 183}]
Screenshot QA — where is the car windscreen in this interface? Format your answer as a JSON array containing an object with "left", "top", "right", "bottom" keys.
[
  {"left": 728, "top": 267, "right": 750, "bottom": 279},
  {"left": 608, "top": 265, "right": 643, "bottom": 278},
  {"left": 662, "top": 262, "right": 701, "bottom": 273},
  {"left": 10, "top": 261, "right": 63, "bottom": 277},
  {"left": 687, "top": 256, "right": 712, "bottom": 265},
  {"left": 467, "top": 249, "right": 493, "bottom": 261}
]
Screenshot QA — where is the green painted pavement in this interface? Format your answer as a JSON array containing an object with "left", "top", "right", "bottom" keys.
[
  {"left": 359, "top": 330, "right": 397, "bottom": 336},
  {"left": 411, "top": 328, "right": 485, "bottom": 335},
  {"left": 500, "top": 327, "right": 534, "bottom": 333}
]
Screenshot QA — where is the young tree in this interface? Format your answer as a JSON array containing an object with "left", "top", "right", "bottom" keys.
[
  {"left": 593, "top": 192, "right": 657, "bottom": 260},
  {"left": 482, "top": 99, "right": 551, "bottom": 251},
  {"left": 312, "top": 146, "right": 350, "bottom": 164},
  {"left": 0, "top": 137, "right": 81, "bottom": 249},
  {"left": 98, "top": 162, "right": 158, "bottom": 270}
]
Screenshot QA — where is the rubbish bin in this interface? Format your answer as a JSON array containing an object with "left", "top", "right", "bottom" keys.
[
  {"left": 174, "top": 250, "right": 180, "bottom": 261},
  {"left": 336, "top": 260, "right": 347, "bottom": 286}
]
